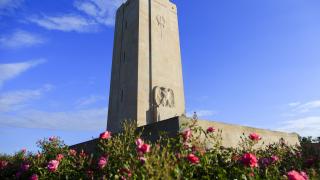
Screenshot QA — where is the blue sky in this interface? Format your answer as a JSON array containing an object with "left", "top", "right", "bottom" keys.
[{"left": 1, "top": 0, "right": 320, "bottom": 154}]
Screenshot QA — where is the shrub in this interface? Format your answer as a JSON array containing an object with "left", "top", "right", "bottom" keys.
[{"left": 0, "top": 118, "right": 319, "bottom": 179}]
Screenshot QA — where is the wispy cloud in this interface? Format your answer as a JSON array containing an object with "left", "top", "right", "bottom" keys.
[
  {"left": 29, "top": 14, "right": 98, "bottom": 33},
  {"left": 0, "top": 0, "right": 23, "bottom": 16},
  {"left": 0, "top": 59, "right": 46, "bottom": 87},
  {"left": 0, "top": 30, "right": 45, "bottom": 48},
  {"left": 0, "top": 84, "right": 107, "bottom": 130},
  {"left": 278, "top": 100, "right": 320, "bottom": 137},
  {"left": 0, "top": 84, "right": 53, "bottom": 112},
  {"left": 29, "top": 0, "right": 126, "bottom": 32},
  {"left": 288, "top": 102, "right": 301, "bottom": 107},
  {"left": 278, "top": 116, "right": 320, "bottom": 137},
  {"left": 76, "top": 95, "right": 106, "bottom": 107},
  {"left": 288, "top": 100, "right": 320, "bottom": 113},
  {"left": 0, "top": 107, "right": 107, "bottom": 131},
  {"left": 74, "top": 0, "right": 125, "bottom": 26}
]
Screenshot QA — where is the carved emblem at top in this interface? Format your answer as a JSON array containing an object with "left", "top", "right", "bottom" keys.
[
  {"left": 154, "top": 86, "right": 175, "bottom": 108},
  {"left": 156, "top": 15, "right": 166, "bottom": 28},
  {"left": 156, "top": 15, "right": 166, "bottom": 39}
]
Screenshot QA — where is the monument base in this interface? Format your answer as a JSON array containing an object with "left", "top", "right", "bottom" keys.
[{"left": 70, "top": 116, "right": 299, "bottom": 153}]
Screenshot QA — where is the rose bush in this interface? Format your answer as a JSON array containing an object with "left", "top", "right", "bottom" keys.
[{"left": 0, "top": 118, "right": 319, "bottom": 179}]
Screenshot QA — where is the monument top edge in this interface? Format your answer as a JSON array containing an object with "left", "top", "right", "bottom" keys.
[
  {"left": 116, "top": 0, "right": 177, "bottom": 14},
  {"left": 121, "top": 0, "right": 173, "bottom": 5}
]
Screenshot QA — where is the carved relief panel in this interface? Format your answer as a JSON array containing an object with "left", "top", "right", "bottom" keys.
[
  {"left": 154, "top": 86, "right": 175, "bottom": 108},
  {"left": 153, "top": 86, "right": 176, "bottom": 122}
]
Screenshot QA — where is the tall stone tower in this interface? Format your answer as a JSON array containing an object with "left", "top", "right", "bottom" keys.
[{"left": 107, "top": 0, "right": 185, "bottom": 132}]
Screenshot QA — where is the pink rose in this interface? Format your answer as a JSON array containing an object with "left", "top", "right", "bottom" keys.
[
  {"left": 187, "top": 153, "right": 200, "bottom": 164},
  {"left": 138, "top": 143, "right": 151, "bottom": 154},
  {"left": 259, "top": 157, "right": 270, "bottom": 167},
  {"left": 206, "top": 126, "right": 215, "bottom": 133},
  {"left": 47, "top": 160, "right": 59, "bottom": 172},
  {"left": 135, "top": 138, "right": 144, "bottom": 148},
  {"left": 80, "top": 150, "right": 87, "bottom": 158},
  {"left": 21, "top": 148, "right": 27, "bottom": 154},
  {"left": 270, "top": 155, "right": 279, "bottom": 163},
  {"left": 300, "top": 171, "right": 309, "bottom": 180},
  {"left": 120, "top": 168, "right": 132, "bottom": 178},
  {"left": 99, "top": 131, "right": 112, "bottom": 139},
  {"left": 0, "top": 160, "right": 8, "bottom": 169},
  {"left": 36, "top": 153, "right": 42, "bottom": 159},
  {"left": 30, "top": 174, "right": 39, "bottom": 180},
  {"left": 98, "top": 156, "right": 108, "bottom": 169},
  {"left": 249, "top": 133, "right": 262, "bottom": 141},
  {"left": 182, "top": 129, "right": 192, "bottom": 141},
  {"left": 241, "top": 153, "right": 258, "bottom": 168},
  {"left": 49, "top": 136, "right": 57, "bottom": 141},
  {"left": 21, "top": 162, "right": 30, "bottom": 171},
  {"left": 287, "top": 170, "right": 308, "bottom": 180},
  {"left": 56, "top": 154, "right": 64, "bottom": 161},
  {"left": 138, "top": 156, "right": 147, "bottom": 164},
  {"left": 135, "top": 138, "right": 151, "bottom": 154},
  {"left": 69, "top": 149, "right": 77, "bottom": 156}
]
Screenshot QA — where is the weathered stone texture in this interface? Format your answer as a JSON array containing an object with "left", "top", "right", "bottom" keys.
[{"left": 107, "top": 0, "right": 185, "bottom": 132}]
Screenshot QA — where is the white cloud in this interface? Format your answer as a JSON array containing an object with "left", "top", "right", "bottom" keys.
[
  {"left": 74, "top": 1, "right": 99, "bottom": 17},
  {"left": 187, "top": 109, "right": 216, "bottom": 118},
  {"left": 0, "top": 107, "right": 107, "bottom": 131},
  {"left": 28, "top": 0, "right": 126, "bottom": 32},
  {"left": 74, "top": 0, "right": 125, "bottom": 26},
  {"left": 0, "top": 30, "right": 45, "bottom": 48},
  {"left": 278, "top": 100, "right": 320, "bottom": 137},
  {"left": 0, "top": 0, "right": 23, "bottom": 16},
  {"left": 0, "top": 84, "right": 53, "bottom": 112},
  {"left": 29, "top": 14, "right": 98, "bottom": 33},
  {"left": 76, "top": 95, "right": 106, "bottom": 107},
  {"left": 288, "top": 102, "right": 301, "bottom": 107},
  {"left": 289, "top": 100, "right": 320, "bottom": 113},
  {"left": 0, "top": 84, "right": 107, "bottom": 130},
  {"left": 0, "top": 59, "right": 46, "bottom": 87},
  {"left": 278, "top": 116, "right": 320, "bottom": 137}
]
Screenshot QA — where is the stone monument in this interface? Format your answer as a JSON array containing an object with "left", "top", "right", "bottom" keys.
[
  {"left": 107, "top": 0, "right": 185, "bottom": 133},
  {"left": 71, "top": 0, "right": 299, "bottom": 152}
]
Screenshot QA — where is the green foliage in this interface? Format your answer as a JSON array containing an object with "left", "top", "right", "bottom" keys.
[{"left": 0, "top": 118, "right": 319, "bottom": 179}]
